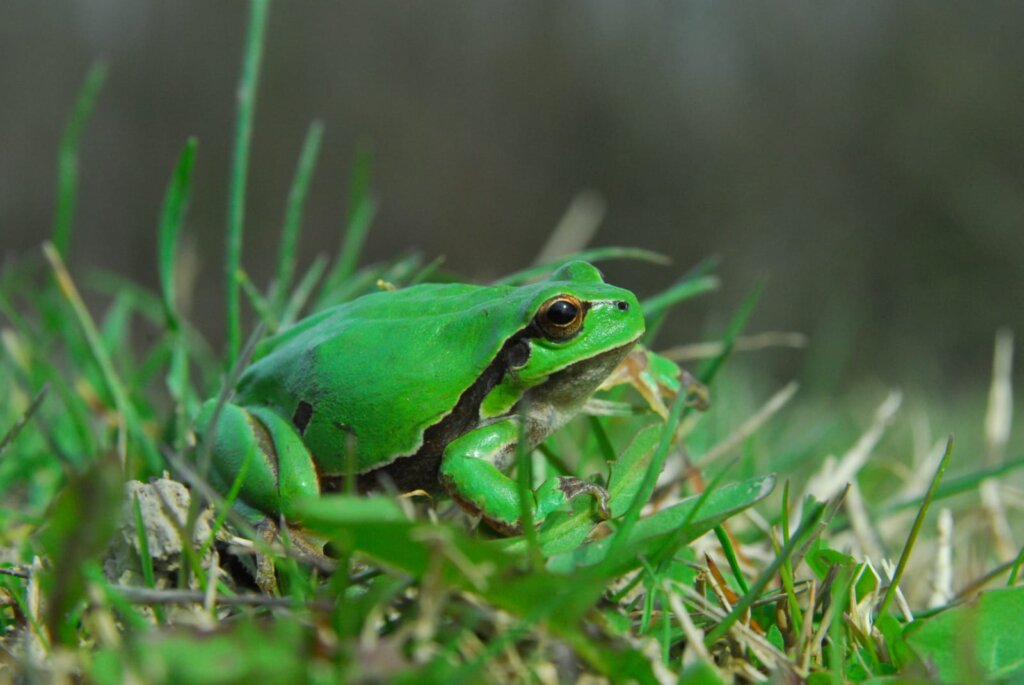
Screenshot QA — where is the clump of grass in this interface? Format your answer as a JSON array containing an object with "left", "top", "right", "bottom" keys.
[{"left": 1, "top": 3, "right": 1022, "bottom": 684}]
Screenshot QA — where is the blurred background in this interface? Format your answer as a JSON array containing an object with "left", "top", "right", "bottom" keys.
[{"left": 2, "top": 2, "right": 1022, "bottom": 398}]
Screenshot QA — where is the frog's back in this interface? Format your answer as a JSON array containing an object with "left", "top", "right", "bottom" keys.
[{"left": 234, "top": 282, "right": 530, "bottom": 475}]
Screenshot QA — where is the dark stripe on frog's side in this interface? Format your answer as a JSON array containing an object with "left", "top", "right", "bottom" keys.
[
  {"left": 347, "top": 328, "right": 537, "bottom": 494},
  {"left": 292, "top": 400, "right": 314, "bottom": 435}
]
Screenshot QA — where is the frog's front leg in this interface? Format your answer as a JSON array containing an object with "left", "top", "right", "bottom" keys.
[{"left": 438, "top": 418, "right": 610, "bottom": 535}]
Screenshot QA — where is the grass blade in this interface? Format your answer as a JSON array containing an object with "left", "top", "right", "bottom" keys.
[
  {"left": 321, "top": 146, "right": 375, "bottom": 300},
  {"left": 43, "top": 243, "right": 161, "bottom": 475},
  {"left": 641, "top": 272, "right": 720, "bottom": 344},
  {"left": 225, "top": 0, "right": 270, "bottom": 367},
  {"left": 877, "top": 434, "right": 955, "bottom": 617},
  {"left": 698, "top": 282, "right": 762, "bottom": 385},
  {"left": 593, "top": 280, "right": 761, "bottom": 569},
  {"left": 157, "top": 139, "right": 198, "bottom": 451},
  {"left": 713, "top": 525, "right": 750, "bottom": 595},
  {"left": 131, "top": 494, "right": 166, "bottom": 623},
  {"left": 639, "top": 274, "right": 719, "bottom": 319},
  {"left": 704, "top": 497, "right": 830, "bottom": 646},
  {"left": 532, "top": 190, "right": 606, "bottom": 265},
  {"left": 53, "top": 63, "right": 106, "bottom": 258},
  {"left": 600, "top": 388, "right": 693, "bottom": 570},
  {"left": 158, "top": 138, "right": 197, "bottom": 324},
  {"left": 272, "top": 121, "right": 324, "bottom": 321},
  {"left": 600, "top": 285, "right": 761, "bottom": 569},
  {"left": 495, "top": 247, "right": 669, "bottom": 285},
  {"left": 1008, "top": 545, "right": 1024, "bottom": 585},
  {"left": 515, "top": 417, "right": 540, "bottom": 565},
  {"left": 280, "top": 254, "right": 328, "bottom": 326}
]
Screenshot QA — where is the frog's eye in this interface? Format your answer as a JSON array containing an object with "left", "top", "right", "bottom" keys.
[{"left": 536, "top": 295, "right": 585, "bottom": 340}]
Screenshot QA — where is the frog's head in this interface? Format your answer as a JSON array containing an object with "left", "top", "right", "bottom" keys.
[{"left": 510, "top": 261, "right": 645, "bottom": 406}]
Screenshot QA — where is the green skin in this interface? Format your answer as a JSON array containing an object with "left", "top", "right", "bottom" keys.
[{"left": 195, "top": 261, "right": 668, "bottom": 534}]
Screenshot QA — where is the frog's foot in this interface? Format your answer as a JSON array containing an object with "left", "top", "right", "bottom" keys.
[
  {"left": 600, "top": 346, "right": 710, "bottom": 418},
  {"left": 282, "top": 526, "right": 338, "bottom": 571},
  {"left": 252, "top": 518, "right": 338, "bottom": 595},
  {"left": 549, "top": 477, "right": 610, "bottom": 520},
  {"left": 679, "top": 369, "right": 711, "bottom": 412},
  {"left": 254, "top": 518, "right": 281, "bottom": 595},
  {"left": 478, "top": 477, "right": 609, "bottom": 535}
]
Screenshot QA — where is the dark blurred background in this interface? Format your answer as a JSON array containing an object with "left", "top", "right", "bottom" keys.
[{"left": 3, "top": 2, "right": 1022, "bottom": 396}]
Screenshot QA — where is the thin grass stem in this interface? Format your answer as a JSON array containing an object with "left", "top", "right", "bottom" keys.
[
  {"left": 53, "top": 63, "right": 106, "bottom": 258},
  {"left": 877, "top": 435, "right": 954, "bottom": 617},
  {"left": 225, "top": 0, "right": 270, "bottom": 367},
  {"left": 704, "top": 498, "right": 829, "bottom": 646},
  {"left": 273, "top": 121, "right": 324, "bottom": 321},
  {"left": 43, "top": 243, "right": 160, "bottom": 474}
]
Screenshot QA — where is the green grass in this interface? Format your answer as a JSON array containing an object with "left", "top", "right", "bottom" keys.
[
  {"left": 225, "top": 0, "right": 270, "bottom": 368},
  {"left": 2, "top": 3, "right": 1023, "bottom": 683}
]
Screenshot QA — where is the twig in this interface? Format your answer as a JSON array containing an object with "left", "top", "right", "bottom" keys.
[
  {"left": 0, "top": 385, "right": 48, "bottom": 459},
  {"left": 0, "top": 567, "right": 30, "bottom": 579},
  {"left": 693, "top": 382, "right": 798, "bottom": 469},
  {"left": 659, "top": 331, "right": 809, "bottom": 361},
  {"left": 104, "top": 585, "right": 335, "bottom": 610},
  {"left": 927, "top": 508, "right": 954, "bottom": 609},
  {"left": 803, "top": 390, "right": 901, "bottom": 504}
]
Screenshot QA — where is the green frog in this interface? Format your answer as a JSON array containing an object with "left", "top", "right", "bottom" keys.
[{"left": 195, "top": 261, "right": 683, "bottom": 535}]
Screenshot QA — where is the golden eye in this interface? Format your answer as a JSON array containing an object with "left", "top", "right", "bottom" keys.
[{"left": 536, "top": 295, "right": 585, "bottom": 340}]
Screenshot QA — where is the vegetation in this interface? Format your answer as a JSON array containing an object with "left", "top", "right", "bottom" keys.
[{"left": 1, "top": 4, "right": 1021, "bottom": 683}]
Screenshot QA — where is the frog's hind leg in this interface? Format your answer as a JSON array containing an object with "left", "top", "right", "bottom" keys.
[
  {"left": 194, "top": 401, "right": 322, "bottom": 520},
  {"left": 254, "top": 518, "right": 281, "bottom": 595},
  {"left": 246, "top": 406, "right": 323, "bottom": 520}
]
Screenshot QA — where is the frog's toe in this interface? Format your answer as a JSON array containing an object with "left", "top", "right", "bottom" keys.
[
  {"left": 680, "top": 369, "right": 711, "bottom": 411},
  {"left": 558, "top": 477, "right": 611, "bottom": 520}
]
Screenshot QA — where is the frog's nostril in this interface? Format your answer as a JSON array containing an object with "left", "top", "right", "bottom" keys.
[{"left": 616, "top": 301, "right": 629, "bottom": 312}]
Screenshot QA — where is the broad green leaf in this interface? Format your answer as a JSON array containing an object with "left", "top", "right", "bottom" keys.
[
  {"left": 605, "top": 423, "right": 663, "bottom": 517},
  {"left": 767, "top": 624, "right": 785, "bottom": 652},
  {"left": 905, "top": 586, "right": 1024, "bottom": 683},
  {"left": 293, "top": 494, "right": 407, "bottom": 525},
  {"left": 547, "top": 474, "right": 776, "bottom": 574},
  {"left": 876, "top": 614, "right": 915, "bottom": 671},
  {"left": 807, "top": 544, "right": 880, "bottom": 601}
]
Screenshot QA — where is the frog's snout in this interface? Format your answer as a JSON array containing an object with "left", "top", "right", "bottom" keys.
[{"left": 614, "top": 300, "right": 630, "bottom": 312}]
